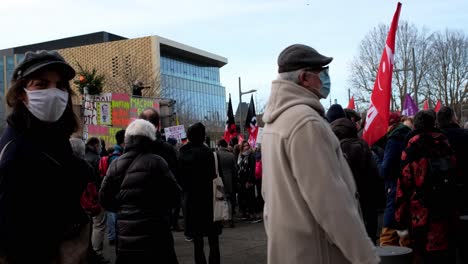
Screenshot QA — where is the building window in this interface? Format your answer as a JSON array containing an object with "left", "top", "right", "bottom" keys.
[
  {"left": 0, "top": 58, "right": 4, "bottom": 95},
  {"left": 111, "top": 56, "right": 119, "bottom": 77},
  {"left": 6, "top": 56, "right": 14, "bottom": 85}
]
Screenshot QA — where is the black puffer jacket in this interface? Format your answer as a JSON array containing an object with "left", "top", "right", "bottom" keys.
[
  {"left": 331, "top": 118, "right": 380, "bottom": 240},
  {"left": 100, "top": 136, "right": 181, "bottom": 257}
]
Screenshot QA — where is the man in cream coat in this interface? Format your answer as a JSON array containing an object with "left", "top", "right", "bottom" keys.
[{"left": 261, "top": 44, "right": 380, "bottom": 264}]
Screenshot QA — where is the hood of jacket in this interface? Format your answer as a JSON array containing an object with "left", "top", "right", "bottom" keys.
[
  {"left": 331, "top": 118, "right": 358, "bottom": 141},
  {"left": 263, "top": 80, "right": 324, "bottom": 124}
]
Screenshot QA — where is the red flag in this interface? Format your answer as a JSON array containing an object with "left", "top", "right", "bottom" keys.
[
  {"left": 238, "top": 134, "right": 245, "bottom": 144},
  {"left": 423, "top": 99, "right": 429, "bottom": 110},
  {"left": 245, "top": 95, "right": 258, "bottom": 147},
  {"left": 362, "top": 2, "right": 402, "bottom": 146},
  {"left": 347, "top": 96, "right": 355, "bottom": 110},
  {"left": 434, "top": 100, "right": 442, "bottom": 112},
  {"left": 223, "top": 95, "right": 237, "bottom": 143}
]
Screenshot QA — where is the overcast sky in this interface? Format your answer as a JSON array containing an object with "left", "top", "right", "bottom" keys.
[{"left": 2, "top": 0, "right": 467, "bottom": 111}]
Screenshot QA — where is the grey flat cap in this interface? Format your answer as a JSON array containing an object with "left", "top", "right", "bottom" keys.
[
  {"left": 278, "top": 44, "right": 333, "bottom": 73},
  {"left": 12, "top": 50, "right": 75, "bottom": 81}
]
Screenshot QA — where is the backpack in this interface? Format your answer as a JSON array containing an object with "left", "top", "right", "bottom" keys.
[
  {"left": 99, "top": 153, "right": 121, "bottom": 177},
  {"left": 80, "top": 182, "right": 102, "bottom": 216},
  {"left": 418, "top": 134, "right": 456, "bottom": 220}
]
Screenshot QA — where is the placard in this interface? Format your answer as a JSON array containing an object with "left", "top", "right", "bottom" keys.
[{"left": 164, "top": 125, "right": 186, "bottom": 142}]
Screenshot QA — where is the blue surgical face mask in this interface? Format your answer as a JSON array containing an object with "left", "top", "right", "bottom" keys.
[{"left": 319, "top": 68, "right": 331, "bottom": 99}]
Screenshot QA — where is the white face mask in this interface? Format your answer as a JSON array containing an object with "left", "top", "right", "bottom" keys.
[{"left": 23, "top": 88, "right": 69, "bottom": 122}]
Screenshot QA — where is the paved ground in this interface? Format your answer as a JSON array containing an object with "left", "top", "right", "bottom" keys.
[{"left": 103, "top": 220, "right": 267, "bottom": 264}]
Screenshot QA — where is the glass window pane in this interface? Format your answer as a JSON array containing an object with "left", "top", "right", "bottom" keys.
[{"left": 0, "top": 58, "right": 4, "bottom": 96}]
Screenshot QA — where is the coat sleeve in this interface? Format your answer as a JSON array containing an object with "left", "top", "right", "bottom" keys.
[
  {"left": 99, "top": 160, "right": 121, "bottom": 212},
  {"left": 289, "top": 120, "right": 379, "bottom": 264}
]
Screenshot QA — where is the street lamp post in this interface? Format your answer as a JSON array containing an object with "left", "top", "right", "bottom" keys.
[{"left": 238, "top": 77, "right": 257, "bottom": 137}]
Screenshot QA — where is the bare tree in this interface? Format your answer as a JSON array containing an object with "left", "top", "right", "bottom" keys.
[
  {"left": 423, "top": 30, "right": 468, "bottom": 118},
  {"left": 349, "top": 21, "right": 433, "bottom": 110}
]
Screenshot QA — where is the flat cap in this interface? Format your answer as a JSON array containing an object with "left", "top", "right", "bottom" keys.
[
  {"left": 12, "top": 50, "right": 75, "bottom": 81},
  {"left": 278, "top": 44, "right": 333, "bottom": 73}
]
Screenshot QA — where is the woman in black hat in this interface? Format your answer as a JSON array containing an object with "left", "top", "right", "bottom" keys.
[{"left": 0, "top": 50, "right": 91, "bottom": 263}]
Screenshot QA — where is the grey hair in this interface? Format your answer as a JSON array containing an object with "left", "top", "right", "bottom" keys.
[
  {"left": 69, "top": 137, "right": 85, "bottom": 159},
  {"left": 125, "top": 119, "right": 156, "bottom": 141},
  {"left": 277, "top": 69, "right": 304, "bottom": 84},
  {"left": 464, "top": 121, "right": 468, "bottom": 129}
]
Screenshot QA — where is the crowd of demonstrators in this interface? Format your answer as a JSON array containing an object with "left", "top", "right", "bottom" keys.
[
  {"left": 261, "top": 44, "right": 379, "bottom": 264},
  {"left": 100, "top": 119, "right": 181, "bottom": 264},
  {"left": 0, "top": 50, "right": 92, "bottom": 263},
  {"left": 178, "top": 123, "right": 221, "bottom": 264}
]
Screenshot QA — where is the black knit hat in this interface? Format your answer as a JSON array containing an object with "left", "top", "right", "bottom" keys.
[
  {"left": 187, "top": 122, "right": 206, "bottom": 144},
  {"left": 278, "top": 44, "right": 333, "bottom": 73},
  {"left": 12, "top": 50, "right": 75, "bottom": 81},
  {"left": 326, "top": 104, "right": 346, "bottom": 123}
]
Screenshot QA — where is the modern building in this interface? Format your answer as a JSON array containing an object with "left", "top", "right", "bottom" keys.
[{"left": 0, "top": 31, "right": 227, "bottom": 132}]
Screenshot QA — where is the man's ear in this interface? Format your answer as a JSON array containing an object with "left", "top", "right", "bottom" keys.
[{"left": 298, "top": 71, "right": 307, "bottom": 84}]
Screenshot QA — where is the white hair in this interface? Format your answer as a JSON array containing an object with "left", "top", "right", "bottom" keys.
[
  {"left": 464, "top": 121, "right": 468, "bottom": 129},
  {"left": 125, "top": 119, "right": 156, "bottom": 141},
  {"left": 69, "top": 137, "right": 85, "bottom": 159},
  {"left": 277, "top": 69, "right": 304, "bottom": 84}
]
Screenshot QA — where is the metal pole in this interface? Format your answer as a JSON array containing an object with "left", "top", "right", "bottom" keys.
[
  {"left": 412, "top": 47, "right": 418, "bottom": 107},
  {"left": 238, "top": 77, "right": 243, "bottom": 136},
  {"left": 348, "top": 88, "right": 351, "bottom": 102}
]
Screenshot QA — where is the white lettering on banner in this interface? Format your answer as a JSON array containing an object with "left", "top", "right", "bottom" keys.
[{"left": 364, "top": 101, "right": 379, "bottom": 132}]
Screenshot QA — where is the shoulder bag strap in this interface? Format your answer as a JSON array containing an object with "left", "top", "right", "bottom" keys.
[
  {"left": 213, "top": 152, "right": 220, "bottom": 178},
  {"left": 0, "top": 140, "right": 13, "bottom": 163}
]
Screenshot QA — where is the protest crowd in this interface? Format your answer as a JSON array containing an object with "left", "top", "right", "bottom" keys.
[{"left": 1, "top": 4, "right": 468, "bottom": 264}]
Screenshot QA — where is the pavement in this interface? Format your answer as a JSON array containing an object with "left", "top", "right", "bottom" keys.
[{"left": 103, "top": 220, "right": 267, "bottom": 264}]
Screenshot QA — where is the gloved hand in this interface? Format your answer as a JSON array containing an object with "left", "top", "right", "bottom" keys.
[{"left": 396, "top": 229, "right": 409, "bottom": 238}]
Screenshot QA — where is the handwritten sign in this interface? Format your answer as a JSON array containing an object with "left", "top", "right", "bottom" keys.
[
  {"left": 256, "top": 127, "right": 264, "bottom": 145},
  {"left": 83, "top": 94, "right": 97, "bottom": 125},
  {"left": 93, "top": 93, "right": 112, "bottom": 102},
  {"left": 130, "top": 97, "right": 160, "bottom": 120},
  {"left": 111, "top": 93, "right": 130, "bottom": 127},
  {"left": 164, "top": 125, "right": 186, "bottom": 142}
]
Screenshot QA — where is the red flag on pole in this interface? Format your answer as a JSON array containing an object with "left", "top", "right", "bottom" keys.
[
  {"left": 423, "top": 99, "right": 429, "bottom": 110},
  {"left": 347, "top": 96, "right": 355, "bottom": 110},
  {"left": 434, "top": 100, "right": 442, "bottom": 112},
  {"left": 223, "top": 94, "right": 237, "bottom": 143},
  {"left": 245, "top": 95, "right": 258, "bottom": 147},
  {"left": 362, "top": 2, "right": 402, "bottom": 146}
]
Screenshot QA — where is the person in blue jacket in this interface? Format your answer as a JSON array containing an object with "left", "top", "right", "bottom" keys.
[{"left": 377, "top": 112, "right": 412, "bottom": 246}]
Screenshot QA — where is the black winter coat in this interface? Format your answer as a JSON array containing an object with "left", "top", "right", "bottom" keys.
[
  {"left": 0, "top": 114, "right": 90, "bottom": 263},
  {"left": 440, "top": 124, "right": 468, "bottom": 212},
  {"left": 152, "top": 139, "right": 179, "bottom": 183},
  {"left": 99, "top": 136, "right": 181, "bottom": 259},
  {"left": 178, "top": 142, "right": 221, "bottom": 237},
  {"left": 331, "top": 118, "right": 380, "bottom": 239}
]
